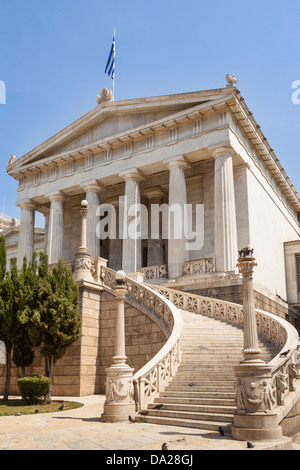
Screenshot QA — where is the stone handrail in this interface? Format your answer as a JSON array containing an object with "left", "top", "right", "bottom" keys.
[
  {"left": 99, "top": 266, "right": 183, "bottom": 410},
  {"left": 150, "top": 284, "right": 300, "bottom": 422}
]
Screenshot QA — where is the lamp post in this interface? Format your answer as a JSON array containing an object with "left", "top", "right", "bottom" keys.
[
  {"left": 101, "top": 270, "right": 136, "bottom": 423},
  {"left": 237, "top": 247, "right": 261, "bottom": 363},
  {"left": 73, "top": 200, "right": 94, "bottom": 282},
  {"left": 232, "top": 248, "right": 283, "bottom": 442}
]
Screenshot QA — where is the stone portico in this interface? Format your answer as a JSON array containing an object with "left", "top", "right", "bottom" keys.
[{"left": 5, "top": 86, "right": 300, "bottom": 326}]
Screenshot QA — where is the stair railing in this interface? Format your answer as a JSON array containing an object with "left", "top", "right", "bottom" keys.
[
  {"left": 99, "top": 266, "right": 183, "bottom": 410},
  {"left": 150, "top": 284, "right": 300, "bottom": 422}
]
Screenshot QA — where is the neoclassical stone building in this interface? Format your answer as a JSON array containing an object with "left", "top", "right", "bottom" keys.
[{"left": 5, "top": 84, "right": 300, "bottom": 326}]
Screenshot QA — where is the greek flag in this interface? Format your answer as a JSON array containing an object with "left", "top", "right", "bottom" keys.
[{"left": 105, "top": 33, "right": 115, "bottom": 79}]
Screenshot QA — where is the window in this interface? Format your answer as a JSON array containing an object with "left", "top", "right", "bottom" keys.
[{"left": 296, "top": 255, "right": 300, "bottom": 292}]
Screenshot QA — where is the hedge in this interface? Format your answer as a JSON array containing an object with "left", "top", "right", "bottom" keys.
[{"left": 17, "top": 374, "right": 51, "bottom": 405}]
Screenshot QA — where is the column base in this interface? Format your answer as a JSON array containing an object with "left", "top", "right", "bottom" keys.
[
  {"left": 101, "top": 364, "right": 136, "bottom": 423},
  {"left": 232, "top": 412, "right": 283, "bottom": 441},
  {"left": 73, "top": 250, "right": 94, "bottom": 282},
  {"left": 101, "top": 402, "right": 136, "bottom": 423}
]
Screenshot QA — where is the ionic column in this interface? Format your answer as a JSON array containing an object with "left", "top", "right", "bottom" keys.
[
  {"left": 145, "top": 188, "right": 165, "bottom": 267},
  {"left": 82, "top": 182, "right": 102, "bottom": 258},
  {"left": 119, "top": 169, "right": 144, "bottom": 273},
  {"left": 212, "top": 146, "right": 238, "bottom": 273},
  {"left": 43, "top": 212, "right": 50, "bottom": 254},
  {"left": 108, "top": 199, "right": 122, "bottom": 271},
  {"left": 47, "top": 193, "right": 65, "bottom": 265},
  {"left": 165, "top": 156, "right": 190, "bottom": 279},
  {"left": 17, "top": 201, "right": 36, "bottom": 268}
]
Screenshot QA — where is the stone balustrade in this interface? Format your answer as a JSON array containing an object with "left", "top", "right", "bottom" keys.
[
  {"left": 99, "top": 265, "right": 183, "bottom": 410},
  {"left": 183, "top": 258, "right": 215, "bottom": 275},
  {"left": 136, "top": 258, "right": 216, "bottom": 282},
  {"left": 150, "top": 284, "right": 300, "bottom": 425},
  {"left": 137, "top": 264, "right": 167, "bottom": 281}
]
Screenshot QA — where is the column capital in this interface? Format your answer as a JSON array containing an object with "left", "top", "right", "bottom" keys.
[
  {"left": 163, "top": 155, "right": 191, "bottom": 171},
  {"left": 16, "top": 199, "right": 38, "bottom": 211},
  {"left": 119, "top": 168, "right": 145, "bottom": 182},
  {"left": 209, "top": 144, "right": 236, "bottom": 159},
  {"left": 81, "top": 180, "right": 104, "bottom": 192},
  {"left": 47, "top": 192, "right": 67, "bottom": 203}
]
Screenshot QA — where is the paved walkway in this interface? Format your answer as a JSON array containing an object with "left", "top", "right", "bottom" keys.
[{"left": 0, "top": 395, "right": 294, "bottom": 451}]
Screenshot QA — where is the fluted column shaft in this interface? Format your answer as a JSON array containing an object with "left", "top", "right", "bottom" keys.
[
  {"left": 146, "top": 189, "right": 165, "bottom": 267},
  {"left": 166, "top": 157, "right": 190, "bottom": 279},
  {"left": 213, "top": 147, "right": 238, "bottom": 273},
  {"left": 47, "top": 194, "right": 65, "bottom": 265},
  {"left": 17, "top": 201, "right": 36, "bottom": 268},
  {"left": 120, "top": 169, "right": 144, "bottom": 273},
  {"left": 84, "top": 184, "right": 101, "bottom": 258}
]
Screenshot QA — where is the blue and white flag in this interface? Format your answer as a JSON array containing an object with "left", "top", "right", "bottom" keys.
[{"left": 105, "top": 33, "right": 115, "bottom": 79}]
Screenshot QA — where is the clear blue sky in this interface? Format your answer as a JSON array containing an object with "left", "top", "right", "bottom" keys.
[{"left": 1, "top": 0, "right": 300, "bottom": 226}]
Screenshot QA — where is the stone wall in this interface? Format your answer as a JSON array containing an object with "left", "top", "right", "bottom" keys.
[{"left": 0, "top": 283, "right": 167, "bottom": 398}]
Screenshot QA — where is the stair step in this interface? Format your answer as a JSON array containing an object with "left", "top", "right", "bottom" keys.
[
  {"left": 160, "top": 391, "right": 236, "bottom": 399},
  {"left": 154, "top": 397, "right": 236, "bottom": 406},
  {"left": 145, "top": 409, "right": 234, "bottom": 423},
  {"left": 148, "top": 403, "right": 236, "bottom": 414},
  {"left": 139, "top": 415, "right": 232, "bottom": 432},
  {"left": 140, "top": 305, "right": 280, "bottom": 432}
]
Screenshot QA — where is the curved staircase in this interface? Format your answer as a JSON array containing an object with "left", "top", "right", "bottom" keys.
[{"left": 139, "top": 309, "right": 280, "bottom": 431}]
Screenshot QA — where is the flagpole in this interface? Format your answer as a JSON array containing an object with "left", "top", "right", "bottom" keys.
[{"left": 112, "top": 27, "right": 115, "bottom": 101}]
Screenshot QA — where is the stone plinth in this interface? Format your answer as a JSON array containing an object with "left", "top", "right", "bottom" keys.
[{"left": 232, "top": 362, "right": 283, "bottom": 441}]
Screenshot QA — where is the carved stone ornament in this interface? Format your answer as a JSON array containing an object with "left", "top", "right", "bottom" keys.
[
  {"left": 74, "top": 256, "right": 94, "bottom": 274},
  {"left": 105, "top": 377, "right": 135, "bottom": 404},
  {"left": 8, "top": 154, "right": 16, "bottom": 165},
  {"left": 225, "top": 73, "right": 240, "bottom": 88},
  {"left": 276, "top": 372, "right": 289, "bottom": 406},
  {"left": 97, "top": 87, "right": 113, "bottom": 104},
  {"left": 236, "top": 378, "right": 276, "bottom": 413}
]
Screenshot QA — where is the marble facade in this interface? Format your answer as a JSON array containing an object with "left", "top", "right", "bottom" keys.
[{"left": 4, "top": 86, "right": 300, "bottom": 324}]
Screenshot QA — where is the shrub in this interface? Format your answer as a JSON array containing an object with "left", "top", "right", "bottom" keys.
[{"left": 17, "top": 374, "right": 51, "bottom": 405}]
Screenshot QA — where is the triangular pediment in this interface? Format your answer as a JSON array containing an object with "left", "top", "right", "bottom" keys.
[{"left": 8, "top": 88, "right": 233, "bottom": 172}]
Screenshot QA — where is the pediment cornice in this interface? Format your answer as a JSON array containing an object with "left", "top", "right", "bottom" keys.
[
  {"left": 7, "top": 88, "right": 232, "bottom": 173},
  {"left": 6, "top": 87, "right": 300, "bottom": 213}
]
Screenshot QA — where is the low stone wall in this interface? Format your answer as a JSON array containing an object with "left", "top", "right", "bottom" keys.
[{"left": 0, "top": 283, "right": 167, "bottom": 398}]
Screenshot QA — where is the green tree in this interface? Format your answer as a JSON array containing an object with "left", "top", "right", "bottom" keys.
[
  {"left": 0, "top": 237, "right": 19, "bottom": 400},
  {"left": 28, "top": 254, "right": 81, "bottom": 401},
  {"left": 12, "top": 253, "right": 40, "bottom": 376}
]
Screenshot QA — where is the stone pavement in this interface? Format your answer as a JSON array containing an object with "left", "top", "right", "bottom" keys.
[{"left": 0, "top": 395, "right": 294, "bottom": 451}]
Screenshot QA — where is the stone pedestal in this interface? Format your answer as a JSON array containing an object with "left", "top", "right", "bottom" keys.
[
  {"left": 101, "top": 365, "right": 135, "bottom": 423},
  {"left": 232, "top": 362, "right": 283, "bottom": 441},
  {"left": 101, "top": 278, "right": 136, "bottom": 423}
]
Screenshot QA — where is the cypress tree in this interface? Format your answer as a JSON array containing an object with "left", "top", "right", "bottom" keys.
[
  {"left": 0, "top": 236, "right": 18, "bottom": 400},
  {"left": 28, "top": 254, "right": 81, "bottom": 401}
]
